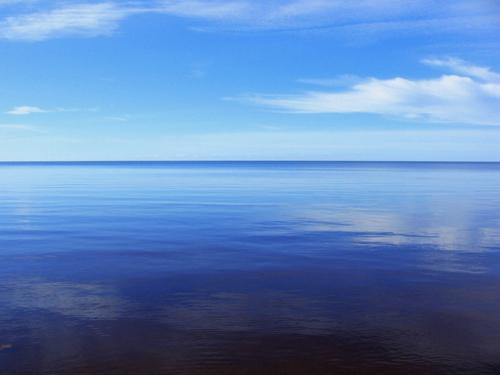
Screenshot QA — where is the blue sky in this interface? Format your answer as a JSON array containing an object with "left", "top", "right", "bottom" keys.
[{"left": 1, "top": 0, "right": 500, "bottom": 161}]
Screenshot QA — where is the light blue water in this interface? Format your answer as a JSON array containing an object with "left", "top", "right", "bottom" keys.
[{"left": 1, "top": 162, "right": 500, "bottom": 374}]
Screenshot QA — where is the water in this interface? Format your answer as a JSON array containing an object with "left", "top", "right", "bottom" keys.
[{"left": 1, "top": 161, "right": 500, "bottom": 374}]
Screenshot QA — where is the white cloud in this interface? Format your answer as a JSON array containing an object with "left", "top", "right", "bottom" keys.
[
  {"left": 0, "top": 0, "right": 497, "bottom": 41},
  {"left": 0, "top": 2, "right": 133, "bottom": 41},
  {"left": 5, "top": 105, "right": 87, "bottom": 115},
  {"left": 0, "top": 1, "right": 247, "bottom": 41},
  {"left": 6, "top": 105, "right": 48, "bottom": 115},
  {"left": 422, "top": 57, "right": 500, "bottom": 83},
  {"left": 247, "top": 60, "right": 500, "bottom": 126}
]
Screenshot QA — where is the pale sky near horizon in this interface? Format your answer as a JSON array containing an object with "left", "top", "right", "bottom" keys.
[{"left": 1, "top": 0, "right": 500, "bottom": 161}]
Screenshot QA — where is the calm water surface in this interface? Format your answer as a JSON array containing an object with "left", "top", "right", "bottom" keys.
[{"left": 1, "top": 162, "right": 500, "bottom": 374}]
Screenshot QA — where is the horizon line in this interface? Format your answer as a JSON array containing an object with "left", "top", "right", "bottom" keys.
[{"left": 1, "top": 160, "right": 500, "bottom": 164}]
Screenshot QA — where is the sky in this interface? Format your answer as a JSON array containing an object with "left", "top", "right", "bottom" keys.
[{"left": 0, "top": 0, "right": 500, "bottom": 161}]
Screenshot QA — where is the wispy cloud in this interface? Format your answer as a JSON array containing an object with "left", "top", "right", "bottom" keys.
[
  {"left": 6, "top": 105, "right": 48, "bottom": 115},
  {"left": 247, "top": 59, "right": 500, "bottom": 126},
  {"left": 422, "top": 57, "right": 500, "bottom": 83},
  {"left": 5, "top": 105, "right": 91, "bottom": 115},
  {"left": 0, "top": 2, "right": 134, "bottom": 41},
  {"left": 103, "top": 115, "right": 130, "bottom": 122},
  {"left": 298, "top": 75, "right": 363, "bottom": 87},
  {"left": 0, "top": 0, "right": 497, "bottom": 41},
  {"left": 0, "top": 1, "right": 246, "bottom": 41},
  {"left": 0, "top": 123, "right": 38, "bottom": 131},
  {"left": 158, "top": 0, "right": 249, "bottom": 19}
]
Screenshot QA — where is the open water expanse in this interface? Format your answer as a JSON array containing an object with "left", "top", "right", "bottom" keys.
[{"left": 1, "top": 161, "right": 500, "bottom": 374}]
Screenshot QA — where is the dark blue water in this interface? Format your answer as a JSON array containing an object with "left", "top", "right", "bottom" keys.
[{"left": 1, "top": 162, "right": 500, "bottom": 374}]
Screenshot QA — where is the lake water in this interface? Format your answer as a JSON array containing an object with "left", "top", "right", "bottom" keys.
[{"left": 1, "top": 161, "right": 500, "bottom": 374}]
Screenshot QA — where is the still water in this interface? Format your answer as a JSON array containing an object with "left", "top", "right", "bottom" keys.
[{"left": 1, "top": 162, "right": 500, "bottom": 374}]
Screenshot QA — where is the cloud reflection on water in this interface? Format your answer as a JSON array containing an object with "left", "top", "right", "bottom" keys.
[
  {"left": 1, "top": 279, "right": 128, "bottom": 320},
  {"left": 288, "top": 204, "right": 500, "bottom": 252}
]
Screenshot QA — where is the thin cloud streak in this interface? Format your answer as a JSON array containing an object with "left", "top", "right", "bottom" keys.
[
  {"left": 0, "top": 123, "right": 38, "bottom": 131},
  {"left": 0, "top": 2, "right": 134, "bottom": 41},
  {"left": 247, "top": 59, "right": 500, "bottom": 126},
  {"left": 298, "top": 75, "right": 363, "bottom": 87},
  {"left": 158, "top": 0, "right": 249, "bottom": 19},
  {"left": 422, "top": 57, "right": 500, "bottom": 83},
  {"left": 6, "top": 105, "right": 48, "bottom": 115},
  {"left": 6, "top": 106, "right": 94, "bottom": 115},
  {"left": 0, "top": 0, "right": 497, "bottom": 41}
]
